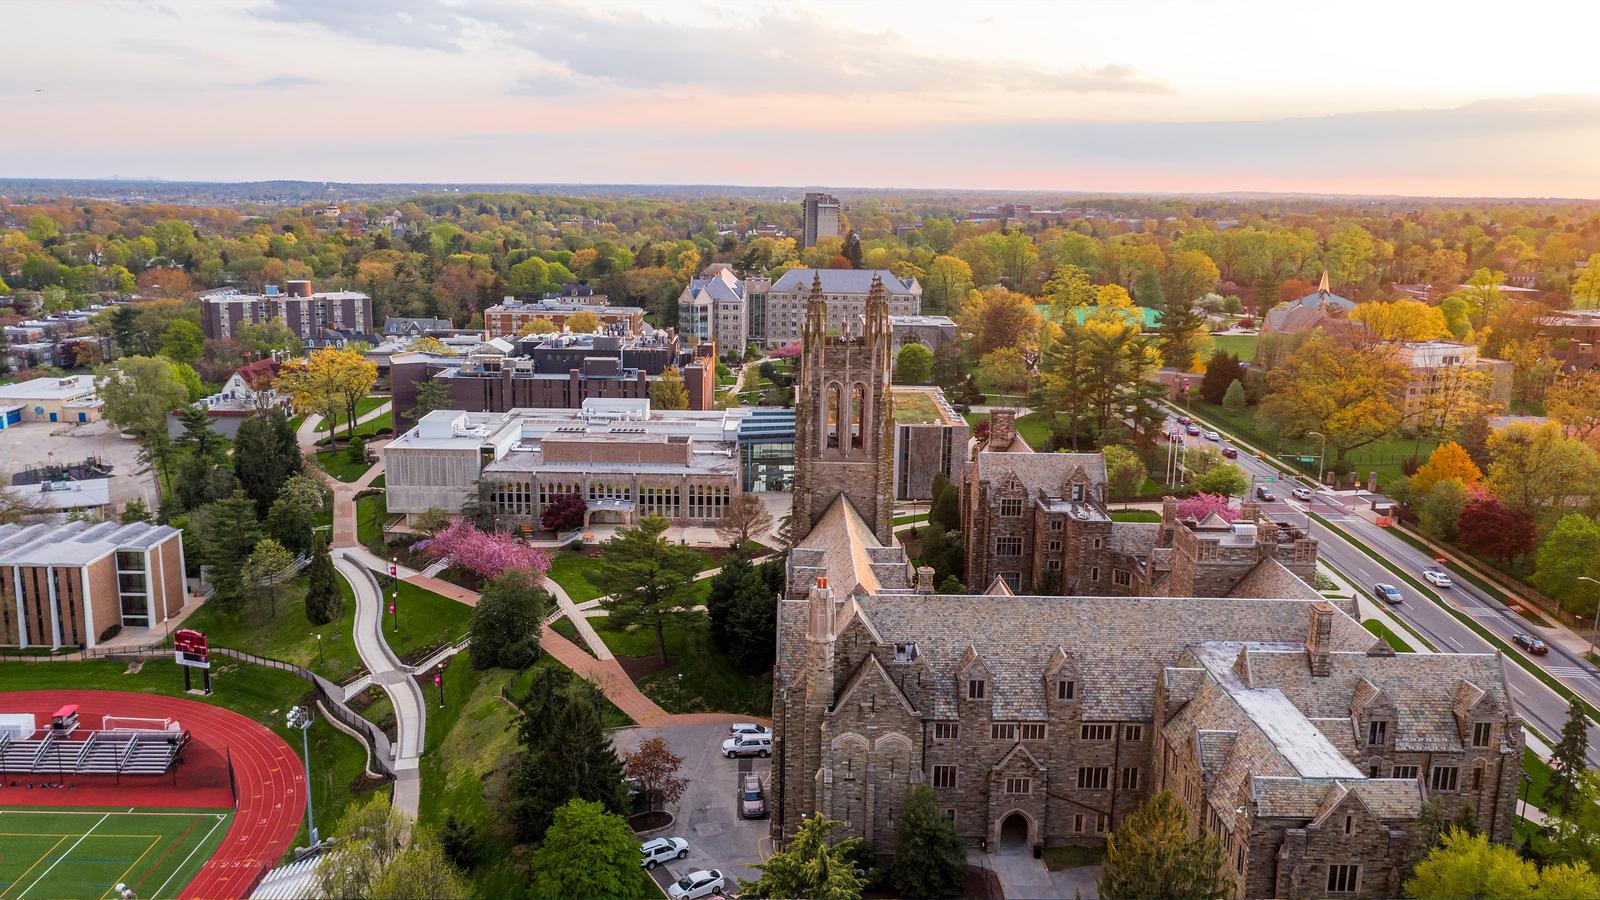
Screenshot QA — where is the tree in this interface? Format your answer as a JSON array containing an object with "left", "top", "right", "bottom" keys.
[
  {"left": 1547, "top": 371, "right": 1600, "bottom": 442},
  {"left": 1222, "top": 379, "right": 1247, "bottom": 411},
  {"left": 715, "top": 492, "right": 774, "bottom": 548},
  {"left": 593, "top": 516, "right": 703, "bottom": 664},
  {"left": 922, "top": 255, "right": 973, "bottom": 313},
  {"left": 955, "top": 286, "right": 1041, "bottom": 360},
  {"left": 421, "top": 519, "right": 550, "bottom": 580},
  {"left": 1404, "top": 827, "right": 1600, "bottom": 899},
  {"left": 97, "top": 355, "right": 189, "bottom": 442},
  {"left": 119, "top": 498, "right": 152, "bottom": 524},
  {"left": 891, "top": 784, "right": 965, "bottom": 899},
  {"left": 366, "top": 832, "right": 471, "bottom": 900},
  {"left": 508, "top": 667, "right": 628, "bottom": 840},
  {"left": 315, "top": 794, "right": 407, "bottom": 900},
  {"left": 1461, "top": 413, "right": 1494, "bottom": 470},
  {"left": 172, "top": 361, "right": 205, "bottom": 403},
  {"left": 1198, "top": 351, "right": 1244, "bottom": 404},
  {"left": 1353, "top": 299, "right": 1450, "bottom": 341},
  {"left": 469, "top": 569, "right": 547, "bottom": 669},
  {"left": 650, "top": 365, "right": 690, "bottom": 410},
  {"left": 1133, "top": 266, "right": 1165, "bottom": 308},
  {"left": 529, "top": 800, "right": 653, "bottom": 900},
  {"left": 566, "top": 310, "right": 600, "bottom": 333},
  {"left": 408, "top": 379, "right": 453, "bottom": 424},
  {"left": 1411, "top": 442, "right": 1483, "bottom": 495},
  {"left": 1103, "top": 444, "right": 1147, "bottom": 507},
  {"left": 1486, "top": 422, "right": 1600, "bottom": 522},
  {"left": 929, "top": 474, "right": 960, "bottom": 530},
  {"left": 1456, "top": 492, "right": 1537, "bottom": 566},
  {"left": 623, "top": 736, "right": 689, "bottom": 811},
  {"left": 277, "top": 348, "right": 377, "bottom": 443},
  {"left": 233, "top": 409, "right": 303, "bottom": 516},
  {"left": 1261, "top": 331, "right": 1408, "bottom": 471},
  {"left": 741, "top": 813, "right": 866, "bottom": 900},
  {"left": 1156, "top": 291, "right": 1207, "bottom": 370},
  {"left": 1191, "top": 463, "right": 1249, "bottom": 498},
  {"left": 894, "top": 342, "right": 934, "bottom": 384},
  {"left": 194, "top": 491, "right": 262, "bottom": 607},
  {"left": 267, "top": 476, "right": 325, "bottom": 556},
  {"left": 1419, "top": 478, "right": 1470, "bottom": 542},
  {"left": 305, "top": 534, "right": 343, "bottom": 625},
  {"left": 240, "top": 538, "right": 295, "bottom": 617},
  {"left": 1165, "top": 249, "right": 1221, "bottom": 305},
  {"left": 439, "top": 816, "right": 478, "bottom": 871},
  {"left": 719, "top": 558, "right": 780, "bottom": 673},
  {"left": 235, "top": 319, "right": 301, "bottom": 359},
  {"left": 157, "top": 319, "right": 204, "bottom": 366},
  {"left": 539, "top": 492, "right": 587, "bottom": 533},
  {"left": 1098, "top": 790, "right": 1228, "bottom": 900},
  {"left": 520, "top": 316, "right": 557, "bottom": 335},
  {"left": 1176, "top": 493, "right": 1238, "bottom": 522},
  {"left": 1532, "top": 514, "right": 1600, "bottom": 617},
  {"left": 1537, "top": 770, "right": 1600, "bottom": 871},
  {"left": 1550, "top": 698, "right": 1591, "bottom": 816}
]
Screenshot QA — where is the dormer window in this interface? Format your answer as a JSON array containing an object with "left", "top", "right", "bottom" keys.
[
  {"left": 968, "top": 679, "right": 987, "bottom": 700},
  {"left": 1071, "top": 483, "right": 1084, "bottom": 502},
  {"left": 1056, "top": 679, "right": 1076, "bottom": 701},
  {"left": 894, "top": 642, "right": 918, "bottom": 662},
  {"left": 1368, "top": 720, "right": 1389, "bottom": 746},
  {"left": 1472, "top": 722, "right": 1491, "bottom": 748}
]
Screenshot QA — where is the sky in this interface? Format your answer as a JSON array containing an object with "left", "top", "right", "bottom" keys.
[{"left": 5, "top": 0, "right": 1600, "bottom": 197}]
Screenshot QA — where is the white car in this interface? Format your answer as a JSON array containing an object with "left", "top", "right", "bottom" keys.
[
  {"left": 1291, "top": 487, "right": 1314, "bottom": 502},
  {"left": 641, "top": 837, "right": 690, "bottom": 869},
  {"left": 668, "top": 869, "right": 726, "bottom": 899},
  {"left": 728, "top": 722, "right": 769, "bottom": 738},
  {"left": 722, "top": 733, "right": 772, "bottom": 758},
  {"left": 1203, "top": 430, "right": 1221, "bottom": 441},
  {"left": 1422, "top": 569, "right": 1454, "bottom": 588}
]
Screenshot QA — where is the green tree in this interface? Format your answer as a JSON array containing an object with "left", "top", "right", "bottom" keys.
[
  {"left": 439, "top": 816, "right": 478, "bottom": 871},
  {"left": 97, "top": 355, "right": 189, "bottom": 443},
  {"left": 172, "top": 361, "right": 204, "bottom": 402},
  {"left": 240, "top": 538, "right": 295, "bottom": 617},
  {"left": 119, "top": 498, "right": 152, "bottom": 524},
  {"left": 706, "top": 554, "right": 754, "bottom": 647},
  {"left": 1133, "top": 266, "right": 1164, "bottom": 308},
  {"left": 1098, "top": 790, "right": 1228, "bottom": 900},
  {"left": 1222, "top": 379, "right": 1247, "bottom": 411},
  {"left": 722, "top": 562, "right": 779, "bottom": 674},
  {"left": 891, "top": 784, "right": 965, "bottom": 899},
  {"left": 315, "top": 794, "right": 407, "bottom": 900},
  {"left": 1157, "top": 290, "right": 1208, "bottom": 370},
  {"left": 173, "top": 403, "right": 226, "bottom": 461},
  {"left": 266, "top": 475, "right": 325, "bottom": 556},
  {"left": 1532, "top": 515, "right": 1600, "bottom": 618},
  {"left": 741, "top": 813, "right": 866, "bottom": 900},
  {"left": 592, "top": 515, "right": 704, "bottom": 664},
  {"left": 367, "top": 831, "right": 471, "bottom": 900},
  {"left": 408, "top": 378, "right": 452, "bottom": 423},
  {"left": 1486, "top": 423, "right": 1600, "bottom": 524},
  {"left": 1402, "top": 827, "right": 1600, "bottom": 899},
  {"left": 1419, "top": 478, "right": 1470, "bottom": 542},
  {"left": 1260, "top": 331, "right": 1407, "bottom": 472},
  {"left": 1550, "top": 698, "right": 1590, "bottom": 815},
  {"left": 894, "top": 342, "right": 934, "bottom": 384},
  {"left": 194, "top": 491, "right": 262, "bottom": 607},
  {"left": 923, "top": 255, "right": 973, "bottom": 313},
  {"left": 1103, "top": 443, "right": 1148, "bottom": 507},
  {"left": 508, "top": 667, "right": 628, "bottom": 841},
  {"left": 233, "top": 409, "right": 303, "bottom": 516},
  {"left": 1198, "top": 351, "right": 1244, "bottom": 404},
  {"left": 158, "top": 319, "right": 205, "bottom": 365},
  {"left": 1538, "top": 770, "right": 1600, "bottom": 872},
  {"left": 529, "top": 800, "right": 653, "bottom": 900},
  {"left": 304, "top": 534, "right": 343, "bottom": 625},
  {"left": 469, "top": 569, "right": 547, "bottom": 669},
  {"left": 929, "top": 473, "right": 960, "bottom": 530},
  {"left": 235, "top": 319, "right": 301, "bottom": 359},
  {"left": 1191, "top": 463, "right": 1249, "bottom": 498},
  {"left": 649, "top": 365, "right": 690, "bottom": 410}
]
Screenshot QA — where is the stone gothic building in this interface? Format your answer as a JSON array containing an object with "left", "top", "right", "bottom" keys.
[{"left": 770, "top": 285, "right": 1523, "bottom": 900}]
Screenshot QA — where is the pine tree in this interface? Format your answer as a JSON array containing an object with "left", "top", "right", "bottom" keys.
[
  {"left": 509, "top": 667, "right": 628, "bottom": 841},
  {"left": 439, "top": 815, "right": 479, "bottom": 871},
  {"left": 1133, "top": 266, "right": 1164, "bottom": 308},
  {"left": 1158, "top": 291, "right": 1208, "bottom": 370},
  {"left": 195, "top": 491, "right": 261, "bottom": 607},
  {"left": 706, "top": 554, "right": 753, "bottom": 646},
  {"left": 843, "top": 230, "right": 863, "bottom": 268},
  {"left": 304, "top": 534, "right": 343, "bottom": 625},
  {"left": 234, "top": 409, "right": 303, "bottom": 516},
  {"left": 1222, "top": 379, "right": 1248, "bottom": 411},
  {"left": 741, "top": 814, "right": 866, "bottom": 900},
  {"left": 891, "top": 784, "right": 965, "bottom": 899},
  {"left": 1550, "top": 699, "right": 1590, "bottom": 815},
  {"left": 929, "top": 480, "right": 960, "bottom": 531},
  {"left": 1099, "top": 790, "right": 1229, "bottom": 900},
  {"left": 408, "top": 379, "right": 453, "bottom": 424},
  {"left": 724, "top": 567, "right": 778, "bottom": 674},
  {"left": 1197, "top": 350, "right": 1243, "bottom": 404}
]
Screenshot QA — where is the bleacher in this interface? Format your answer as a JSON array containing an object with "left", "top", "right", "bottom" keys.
[{"left": 0, "top": 715, "right": 189, "bottom": 778}]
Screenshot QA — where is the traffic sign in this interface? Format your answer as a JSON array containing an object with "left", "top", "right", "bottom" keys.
[{"left": 1262, "top": 476, "right": 1278, "bottom": 483}]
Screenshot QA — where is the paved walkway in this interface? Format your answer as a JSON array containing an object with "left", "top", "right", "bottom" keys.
[{"left": 970, "top": 848, "right": 1100, "bottom": 899}]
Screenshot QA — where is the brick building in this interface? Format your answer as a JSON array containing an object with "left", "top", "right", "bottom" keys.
[
  {"left": 200, "top": 281, "right": 372, "bottom": 344},
  {"left": 481, "top": 298, "right": 644, "bottom": 340}
]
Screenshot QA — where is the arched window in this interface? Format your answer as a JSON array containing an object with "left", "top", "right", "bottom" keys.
[
  {"left": 826, "top": 383, "right": 841, "bottom": 448},
  {"left": 850, "top": 383, "right": 866, "bottom": 449}
]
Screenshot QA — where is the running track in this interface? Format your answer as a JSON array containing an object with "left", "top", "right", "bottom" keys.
[{"left": 2, "top": 691, "right": 304, "bottom": 899}]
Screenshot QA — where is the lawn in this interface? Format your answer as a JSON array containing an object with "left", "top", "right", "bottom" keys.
[
  {"left": 1043, "top": 845, "right": 1106, "bottom": 871},
  {"left": 312, "top": 395, "right": 388, "bottom": 433},
  {"left": 589, "top": 597, "right": 773, "bottom": 717},
  {"left": 1362, "top": 619, "right": 1414, "bottom": 653},
  {"left": 546, "top": 551, "right": 608, "bottom": 604},
  {"left": 1110, "top": 509, "right": 1162, "bottom": 522},
  {"left": 375, "top": 578, "right": 474, "bottom": 664},
  {"left": 1209, "top": 333, "right": 1258, "bottom": 362},
  {"left": 891, "top": 390, "right": 943, "bottom": 424},
  {"left": 1524, "top": 747, "right": 1555, "bottom": 811},
  {"left": 2, "top": 658, "right": 379, "bottom": 858},
  {"left": 0, "top": 808, "right": 233, "bottom": 900},
  {"left": 356, "top": 492, "right": 387, "bottom": 549},
  {"left": 313, "top": 447, "right": 375, "bottom": 483},
  {"left": 1185, "top": 399, "right": 1439, "bottom": 490},
  {"left": 181, "top": 576, "right": 363, "bottom": 682},
  {"left": 893, "top": 513, "right": 929, "bottom": 525},
  {"left": 1015, "top": 411, "right": 1055, "bottom": 450}
]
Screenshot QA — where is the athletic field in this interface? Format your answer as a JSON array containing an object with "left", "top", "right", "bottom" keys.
[{"left": 0, "top": 808, "right": 233, "bottom": 900}]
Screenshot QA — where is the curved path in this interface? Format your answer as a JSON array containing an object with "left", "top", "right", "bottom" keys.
[{"left": 4, "top": 690, "right": 304, "bottom": 900}]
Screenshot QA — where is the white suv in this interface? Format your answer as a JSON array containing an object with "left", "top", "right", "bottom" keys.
[
  {"left": 722, "top": 733, "right": 772, "bottom": 758},
  {"left": 668, "top": 869, "right": 726, "bottom": 900},
  {"left": 641, "top": 837, "right": 689, "bottom": 869}
]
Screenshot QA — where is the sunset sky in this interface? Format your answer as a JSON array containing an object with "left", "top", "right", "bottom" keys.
[{"left": 7, "top": 0, "right": 1600, "bottom": 197}]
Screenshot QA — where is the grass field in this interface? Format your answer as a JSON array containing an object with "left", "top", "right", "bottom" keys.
[
  {"left": 1209, "top": 333, "right": 1258, "bottom": 362},
  {"left": 0, "top": 807, "right": 233, "bottom": 900}
]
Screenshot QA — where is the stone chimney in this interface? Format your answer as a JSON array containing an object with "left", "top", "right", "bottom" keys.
[
  {"left": 1307, "top": 602, "right": 1335, "bottom": 677},
  {"left": 916, "top": 566, "right": 935, "bottom": 594},
  {"left": 989, "top": 409, "right": 1017, "bottom": 450},
  {"left": 807, "top": 576, "right": 836, "bottom": 643}
]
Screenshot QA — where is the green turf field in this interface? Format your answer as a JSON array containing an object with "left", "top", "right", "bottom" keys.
[{"left": 0, "top": 808, "right": 232, "bottom": 900}]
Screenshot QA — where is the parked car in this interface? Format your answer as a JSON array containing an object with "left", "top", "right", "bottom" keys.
[
  {"left": 641, "top": 837, "right": 690, "bottom": 869},
  {"left": 1203, "top": 430, "right": 1220, "bottom": 441},
  {"left": 1291, "top": 487, "right": 1314, "bottom": 501},
  {"left": 1513, "top": 633, "right": 1550, "bottom": 655},
  {"left": 1373, "top": 583, "right": 1403, "bottom": 604},
  {"left": 1176, "top": 416, "right": 1191, "bottom": 425},
  {"left": 1255, "top": 486, "right": 1275, "bottom": 501},
  {"left": 1186, "top": 424, "right": 1201, "bottom": 436},
  {"left": 1220, "top": 446, "right": 1238, "bottom": 459},
  {"left": 722, "top": 733, "right": 772, "bottom": 758},
  {"left": 740, "top": 774, "right": 767, "bottom": 819},
  {"left": 728, "top": 723, "right": 769, "bottom": 739},
  {"left": 1422, "top": 569, "right": 1454, "bottom": 588},
  {"left": 668, "top": 870, "right": 726, "bottom": 900}
]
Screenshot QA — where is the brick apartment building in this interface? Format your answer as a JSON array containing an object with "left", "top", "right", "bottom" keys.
[{"left": 200, "top": 281, "right": 372, "bottom": 344}]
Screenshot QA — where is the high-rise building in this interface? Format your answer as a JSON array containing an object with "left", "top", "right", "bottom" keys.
[
  {"left": 801, "top": 192, "right": 841, "bottom": 248},
  {"left": 200, "top": 281, "right": 372, "bottom": 346}
]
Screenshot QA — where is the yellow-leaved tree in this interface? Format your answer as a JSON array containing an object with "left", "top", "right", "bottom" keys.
[
  {"left": 1352, "top": 299, "right": 1450, "bottom": 341},
  {"left": 1260, "top": 331, "right": 1408, "bottom": 474},
  {"left": 277, "top": 347, "right": 378, "bottom": 443},
  {"left": 1410, "top": 442, "right": 1482, "bottom": 495}
]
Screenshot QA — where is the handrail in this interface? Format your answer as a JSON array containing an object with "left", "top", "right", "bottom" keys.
[{"left": 29, "top": 732, "right": 54, "bottom": 770}]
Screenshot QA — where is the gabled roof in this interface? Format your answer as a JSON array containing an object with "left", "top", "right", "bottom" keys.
[
  {"left": 835, "top": 652, "right": 918, "bottom": 716},
  {"left": 769, "top": 268, "right": 920, "bottom": 296},
  {"left": 791, "top": 494, "right": 896, "bottom": 597},
  {"left": 985, "top": 576, "right": 1015, "bottom": 596},
  {"left": 992, "top": 742, "right": 1046, "bottom": 772},
  {"left": 974, "top": 451, "right": 1107, "bottom": 499}
]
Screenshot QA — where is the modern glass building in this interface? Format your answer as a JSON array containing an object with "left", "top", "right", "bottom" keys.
[{"left": 737, "top": 408, "right": 796, "bottom": 492}]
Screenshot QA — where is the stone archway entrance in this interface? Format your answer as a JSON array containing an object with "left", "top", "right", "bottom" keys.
[{"left": 998, "top": 812, "right": 1030, "bottom": 853}]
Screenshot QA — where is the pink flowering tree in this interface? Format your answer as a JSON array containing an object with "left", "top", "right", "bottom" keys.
[
  {"left": 1175, "top": 492, "right": 1239, "bottom": 523},
  {"left": 769, "top": 342, "right": 802, "bottom": 360},
  {"left": 421, "top": 519, "right": 551, "bottom": 581}
]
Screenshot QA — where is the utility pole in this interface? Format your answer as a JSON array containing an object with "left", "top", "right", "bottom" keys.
[
  {"left": 1306, "top": 431, "right": 1327, "bottom": 486},
  {"left": 287, "top": 705, "right": 319, "bottom": 846},
  {"left": 1579, "top": 577, "right": 1600, "bottom": 657}
]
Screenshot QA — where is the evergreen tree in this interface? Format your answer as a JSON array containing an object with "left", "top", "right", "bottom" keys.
[
  {"left": 1550, "top": 698, "right": 1590, "bottom": 815},
  {"left": 741, "top": 814, "right": 866, "bottom": 900},
  {"left": 1157, "top": 291, "right": 1208, "bottom": 370},
  {"left": 1099, "top": 790, "right": 1229, "bottom": 900},
  {"left": 119, "top": 498, "right": 152, "bottom": 523},
  {"left": 265, "top": 494, "right": 318, "bottom": 556},
  {"left": 468, "top": 569, "right": 547, "bottom": 669},
  {"left": 1197, "top": 350, "right": 1244, "bottom": 404},
  {"left": 1222, "top": 379, "right": 1248, "bottom": 411},
  {"left": 706, "top": 553, "right": 753, "bottom": 646},
  {"left": 891, "top": 784, "right": 965, "bottom": 899},
  {"left": 929, "top": 476, "right": 960, "bottom": 531},
  {"left": 592, "top": 515, "right": 703, "bottom": 664},
  {"left": 194, "top": 491, "right": 261, "bottom": 607},
  {"left": 724, "top": 566, "right": 778, "bottom": 674},
  {"left": 842, "top": 230, "right": 863, "bottom": 268},
  {"left": 1134, "top": 266, "right": 1164, "bottom": 308},
  {"left": 508, "top": 667, "right": 628, "bottom": 841},
  {"left": 234, "top": 409, "right": 303, "bottom": 516},
  {"left": 439, "top": 815, "right": 478, "bottom": 871},
  {"left": 408, "top": 379, "right": 453, "bottom": 424},
  {"left": 173, "top": 404, "right": 225, "bottom": 460},
  {"left": 304, "top": 534, "right": 343, "bottom": 625}
]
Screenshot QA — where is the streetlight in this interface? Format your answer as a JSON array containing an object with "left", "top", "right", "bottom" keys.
[
  {"left": 1578, "top": 576, "right": 1600, "bottom": 657},
  {"left": 315, "top": 633, "right": 323, "bottom": 666},
  {"left": 391, "top": 590, "right": 398, "bottom": 633},
  {"left": 1305, "top": 431, "right": 1327, "bottom": 487},
  {"left": 287, "top": 705, "right": 319, "bottom": 846}
]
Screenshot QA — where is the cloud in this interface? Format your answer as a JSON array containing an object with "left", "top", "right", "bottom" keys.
[
  {"left": 255, "top": 0, "right": 1168, "bottom": 96},
  {"left": 255, "top": 74, "right": 321, "bottom": 88}
]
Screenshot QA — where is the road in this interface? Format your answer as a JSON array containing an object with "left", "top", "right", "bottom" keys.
[{"left": 1164, "top": 408, "right": 1600, "bottom": 765}]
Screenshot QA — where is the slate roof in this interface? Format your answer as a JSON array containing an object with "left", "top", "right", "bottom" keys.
[
  {"left": 1251, "top": 777, "right": 1422, "bottom": 821},
  {"left": 974, "top": 451, "right": 1108, "bottom": 500},
  {"left": 1227, "top": 558, "right": 1322, "bottom": 600},
  {"left": 769, "top": 269, "right": 921, "bottom": 297},
  {"left": 684, "top": 267, "right": 746, "bottom": 304},
  {"left": 789, "top": 495, "right": 907, "bottom": 598}
]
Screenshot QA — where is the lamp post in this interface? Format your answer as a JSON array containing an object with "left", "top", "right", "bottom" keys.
[
  {"left": 391, "top": 590, "right": 398, "bottom": 634},
  {"left": 1578, "top": 576, "right": 1600, "bottom": 657},
  {"left": 1306, "top": 431, "right": 1327, "bottom": 487},
  {"left": 315, "top": 633, "right": 323, "bottom": 666},
  {"left": 287, "top": 705, "right": 319, "bottom": 846}
]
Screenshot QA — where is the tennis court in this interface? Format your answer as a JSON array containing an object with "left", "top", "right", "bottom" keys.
[{"left": 0, "top": 807, "right": 232, "bottom": 900}]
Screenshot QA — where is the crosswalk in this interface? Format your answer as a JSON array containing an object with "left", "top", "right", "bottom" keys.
[{"left": 1546, "top": 666, "right": 1593, "bottom": 679}]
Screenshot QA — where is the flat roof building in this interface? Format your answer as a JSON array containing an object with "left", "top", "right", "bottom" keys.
[
  {"left": 0, "top": 374, "right": 102, "bottom": 425},
  {"left": 200, "top": 281, "right": 373, "bottom": 346},
  {"left": 481, "top": 298, "right": 645, "bottom": 340}
]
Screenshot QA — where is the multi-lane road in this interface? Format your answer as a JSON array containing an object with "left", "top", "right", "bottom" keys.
[{"left": 1165, "top": 407, "right": 1600, "bottom": 765}]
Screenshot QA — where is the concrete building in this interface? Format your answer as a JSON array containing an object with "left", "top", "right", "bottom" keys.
[
  {"left": 0, "top": 520, "right": 186, "bottom": 649},
  {"left": 1392, "top": 341, "right": 1513, "bottom": 415},
  {"left": 890, "top": 387, "right": 968, "bottom": 501},
  {"left": 801, "top": 192, "right": 841, "bottom": 248},
  {"left": 678, "top": 264, "right": 752, "bottom": 355},
  {"left": 200, "top": 281, "right": 373, "bottom": 345},
  {"left": 889, "top": 315, "right": 957, "bottom": 354},
  {"left": 389, "top": 331, "right": 718, "bottom": 430},
  {"left": 0, "top": 374, "right": 102, "bottom": 426},
  {"left": 764, "top": 269, "right": 922, "bottom": 347},
  {"left": 383, "top": 400, "right": 751, "bottom": 529},
  {"left": 481, "top": 298, "right": 645, "bottom": 340}
]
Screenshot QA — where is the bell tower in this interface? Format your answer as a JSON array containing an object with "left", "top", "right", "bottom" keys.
[{"left": 792, "top": 273, "right": 896, "bottom": 544}]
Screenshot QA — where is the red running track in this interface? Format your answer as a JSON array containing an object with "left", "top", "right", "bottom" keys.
[{"left": 1, "top": 690, "right": 305, "bottom": 900}]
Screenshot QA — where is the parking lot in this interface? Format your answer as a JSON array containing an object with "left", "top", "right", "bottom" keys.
[
  {"left": 614, "top": 721, "right": 771, "bottom": 894},
  {"left": 0, "top": 419, "right": 158, "bottom": 512}
]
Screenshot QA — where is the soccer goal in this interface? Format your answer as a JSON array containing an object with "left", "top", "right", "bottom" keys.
[{"left": 102, "top": 715, "right": 179, "bottom": 733}]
